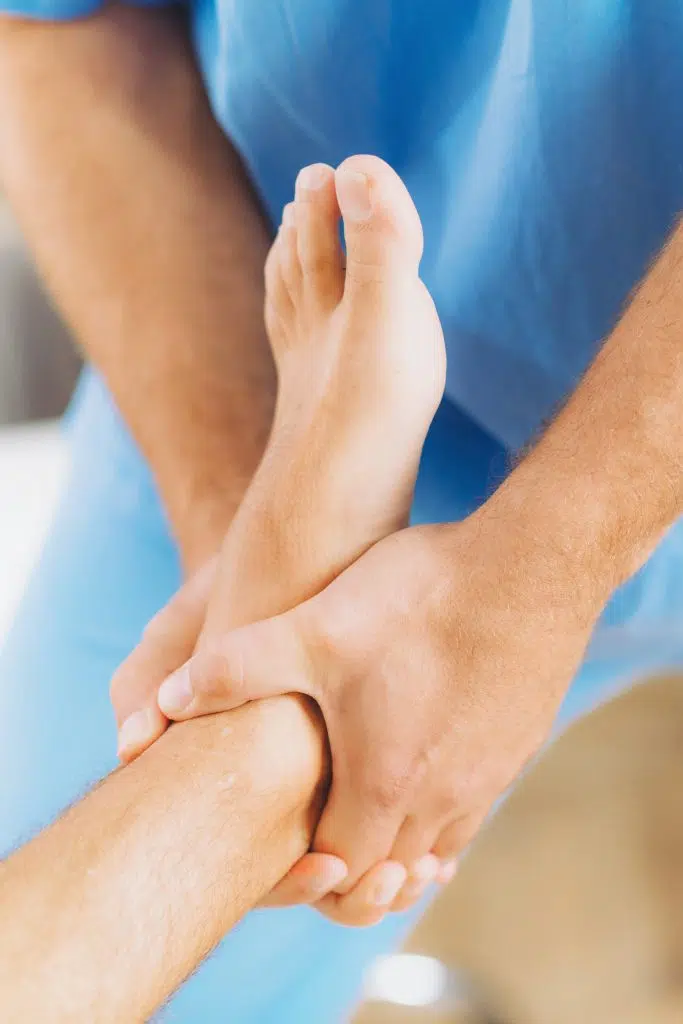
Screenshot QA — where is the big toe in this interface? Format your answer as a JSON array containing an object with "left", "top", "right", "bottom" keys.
[{"left": 335, "top": 155, "right": 423, "bottom": 295}]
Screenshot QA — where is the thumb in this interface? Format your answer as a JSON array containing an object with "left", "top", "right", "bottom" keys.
[
  {"left": 113, "top": 559, "right": 216, "bottom": 762},
  {"left": 157, "top": 608, "right": 314, "bottom": 720}
]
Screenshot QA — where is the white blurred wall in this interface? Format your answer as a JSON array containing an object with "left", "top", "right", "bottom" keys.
[{"left": 0, "top": 422, "right": 66, "bottom": 639}]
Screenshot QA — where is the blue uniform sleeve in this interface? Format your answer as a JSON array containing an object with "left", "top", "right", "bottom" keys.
[{"left": 0, "top": 0, "right": 173, "bottom": 22}]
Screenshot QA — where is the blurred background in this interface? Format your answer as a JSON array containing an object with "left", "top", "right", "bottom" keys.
[
  {"left": 2, "top": 193, "right": 683, "bottom": 1024},
  {"left": 0, "top": 197, "right": 78, "bottom": 635}
]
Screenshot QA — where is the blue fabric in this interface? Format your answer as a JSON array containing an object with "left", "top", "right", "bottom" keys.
[
  {"left": 187, "top": 0, "right": 683, "bottom": 449},
  {"left": 0, "top": 0, "right": 165, "bottom": 22},
  {"left": 1, "top": 0, "right": 680, "bottom": 448},
  {"left": 1, "top": 1, "right": 681, "bottom": 640},
  {"left": 1, "top": 375, "right": 680, "bottom": 1021}
]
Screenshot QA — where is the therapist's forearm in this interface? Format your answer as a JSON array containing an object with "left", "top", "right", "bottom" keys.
[
  {"left": 492, "top": 217, "right": 683, "bottom": 603},
  {"left": 0, "top": 697, "right": 327, "bottom": 1023},
  {"left": 0, "top": 4, "right": 276, "bottom": 570}
]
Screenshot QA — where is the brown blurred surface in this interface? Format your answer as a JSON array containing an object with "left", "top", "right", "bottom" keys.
[
  {"left": 0, "top": 202, "right": 79, "bottom": 425},
  {"left": 355, "top": 677, "right": 683, "bottom": 1023},
  {"left": 358, "top": 1009, "right": 475, "bottom": 1024}
]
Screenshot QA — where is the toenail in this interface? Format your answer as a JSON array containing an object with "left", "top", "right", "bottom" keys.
[
  {"left": 336, "top": 169, "right": 372, "bottom": 222},
  {"left": 295, "top": 164, "right": 330, "bottom": 195}
]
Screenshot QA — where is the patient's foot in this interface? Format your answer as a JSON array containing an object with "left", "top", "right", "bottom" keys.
[{"left": 202, "top": 156, "right": 446, "bottom": 637}]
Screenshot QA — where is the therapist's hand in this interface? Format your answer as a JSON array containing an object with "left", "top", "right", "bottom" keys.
[
  {"left": 154, "top": 512, "right": 606, "bottom": 901},
  {"left": 111, "top": 554, "right": 444, "bottom": 924}
]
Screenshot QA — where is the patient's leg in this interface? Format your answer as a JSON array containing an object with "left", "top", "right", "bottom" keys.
[{"left": 1, "top": 697, "right": 326, "bottom": 1023}]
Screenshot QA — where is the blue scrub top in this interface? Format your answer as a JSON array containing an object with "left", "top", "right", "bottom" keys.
[{"left": 3, "top": 0, "right": 683, "bottom": 449}]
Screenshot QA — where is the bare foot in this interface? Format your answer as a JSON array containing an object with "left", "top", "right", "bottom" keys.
[{"left": 202, "top": 155, "right": 446, "bottom": 639}]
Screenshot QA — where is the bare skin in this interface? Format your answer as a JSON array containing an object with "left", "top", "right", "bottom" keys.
[
  {"left": 0, "top": 158, "right": 451, "bottom": 1020},
  {"left": 131, "top": 199, "right": 683, "bottom": 889},
  {"left": 114, "top": 157, "right": 451, "bottom": 917},
  {"left": 0, "top": 4, "right": 275, "bottom": 571},
  {"left": 0, "top": 698, "right": 328, "bottom": 1023}
]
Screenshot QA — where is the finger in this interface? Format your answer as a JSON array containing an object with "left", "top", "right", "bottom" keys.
[
  {"left": 112, "top": 560, "right": 216, "bottom": 762},
  {"left": 264, "top": 226, "right": 294, "bottom": 325},
  {"left": 312, "top": 772, "right": 407, "bottom": 892},
  {"left": 315, "top": 861, "right": 407, "bottom": 928},
  {"left": 389, "top": 853, "right": 440, "bottom": 914},
  {"left": 435, "top": 859, "right": 459, "bottom": 886},
  {"left": 431, "top": 810, "right": 488, "bottom": 861},
  {"left": 116, "top": 703, "right": 168, "bottom": 765},
  {"left": 387, "top": 811, "right": 443, "bottom": 869},
  {"left": 157, "top": 607, "right": 314, "bottom": 720},
  {"left": 258, "top": 853, "right": 348, "bottom": 908},
  {"left": 112, "top": 559, "right": 216, "bottom": 725}
]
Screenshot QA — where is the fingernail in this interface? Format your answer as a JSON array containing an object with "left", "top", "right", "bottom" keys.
[
  {"left": 336, "top": 169, "right": 372, "bottom": 222},
  {"left": 372, "top": 863, "right": 407, "bottom": 907},
  {"left": 295, "top": 163, "right": 331, "bottom": 196},
  {"left": 281, "top": 203, "right": 296, "bottom": 229},
  {"left": 117, "top": 708, "right": 156, "bottom": 760},
  {"left": 411, "top": 854, "right": 440, "bottom": 885},
  {"left": 158, "top": 667, "right": 193, "bottom": 716},
  {"left": 439, "top": 859, "right": 458, "bottom": 885},
  {"left": 313, "top": 859, "right": 348, "bottom": 894}
]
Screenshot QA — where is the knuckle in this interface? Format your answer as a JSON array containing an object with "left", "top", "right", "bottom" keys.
[
  {"left": 433, "top": 792, "right": 457, "bottom": 821},
  {"left": 190, "top": 649, "right": 233, "bottom": 700},
  {"left": 363, "top": 768, "right": 412, "bottom": 816},
  {"left": 310, "top": 598, "right": 363, "bottom": 663},
  {"left": 312, "top": 611, "right": 347, "bottom": 662},
  {"left": 299, "top": 250, "right": 336, "bottom": 275},
  {"left": 344, "top": 256, "right": 391, "bottom": 288}
]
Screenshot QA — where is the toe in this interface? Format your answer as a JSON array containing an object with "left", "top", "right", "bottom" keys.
[
  {"left": 264, "top": 229, "right": 294, "bottom": 330},
  {"left": 294, "top": 163, "right": 344, "bottom": 308},
  {"left": 279, "top": 201, "right": 303, "bottom": 300},
  {"left": 335, "top": 154, "right": 423, "bottom": 295}
]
